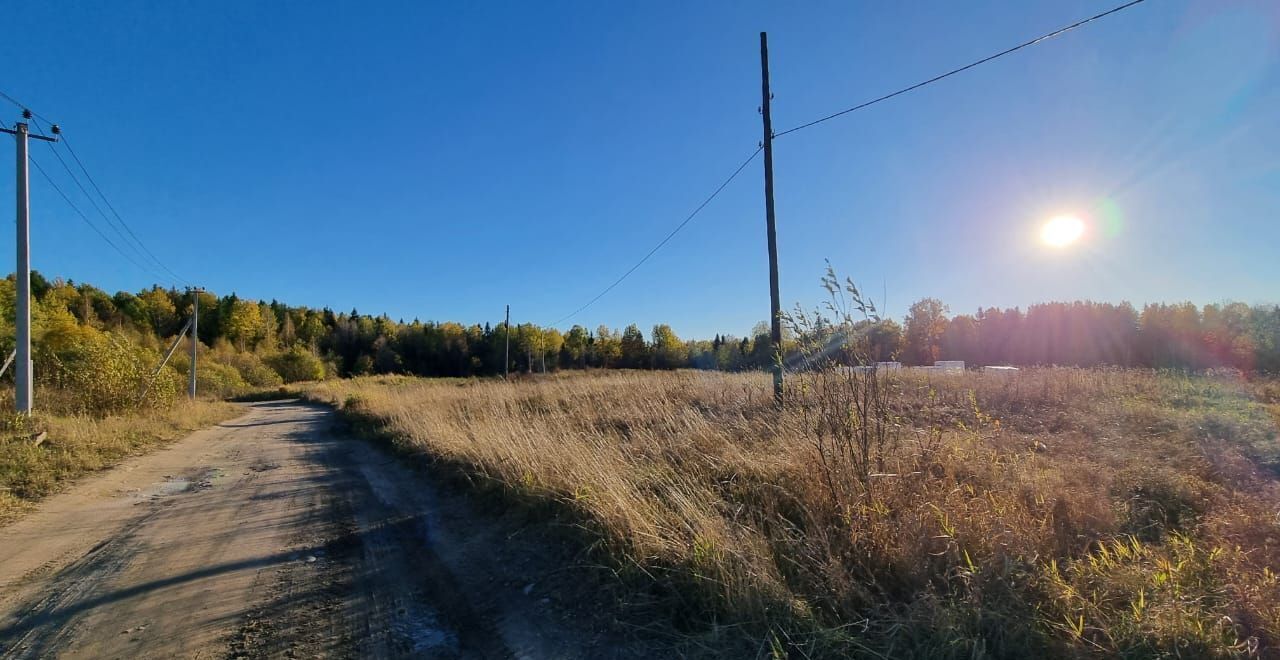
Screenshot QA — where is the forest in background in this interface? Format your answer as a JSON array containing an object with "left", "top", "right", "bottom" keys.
[{"left": 3, "top": 272, "right": 1280, "bottom": 403}]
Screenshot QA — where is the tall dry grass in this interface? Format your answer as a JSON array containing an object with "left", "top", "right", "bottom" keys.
[{"left": 306, "top": 368, "right": 1280, "bottom": 658}]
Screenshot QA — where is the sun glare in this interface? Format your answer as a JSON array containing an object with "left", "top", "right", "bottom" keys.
[{"left": 1041, "top": 215, "right": 1085, "bottom": 248}]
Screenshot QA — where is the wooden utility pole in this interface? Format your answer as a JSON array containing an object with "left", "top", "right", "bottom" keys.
[
  {"left": 504, "top": 304, "right": 510, "bottom": 379},
  {"left": 760, "top": 32, "right": 783, "bottom": 404}
]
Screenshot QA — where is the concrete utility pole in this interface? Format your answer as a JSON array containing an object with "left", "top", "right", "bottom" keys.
[
  {"left": 189, "top": 287, "right": 203, "bottom": 399},
  {"left": 2, "top": 115, "right": 58, "bottom": 414},
  {"left": 13, "top": 124, "right": 30, "bottom": 413},
  {"left": 759, "top": 33, "right": 784, "bottom": 404},
  {"left": 504, "top": 304, "right": 510, "bottom": 379}
]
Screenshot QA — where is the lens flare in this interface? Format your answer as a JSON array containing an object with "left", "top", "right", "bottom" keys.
[
  {"left": 1098, "top": 198, "right": 1124, "bottom": 238},
  {"left": 1041, "top": 215, "right": 1085, "bottom": 248}
]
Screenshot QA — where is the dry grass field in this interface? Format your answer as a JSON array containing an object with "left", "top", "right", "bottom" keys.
[{"left": 305, "top": 368, "right": 1280, "bottom": 658}]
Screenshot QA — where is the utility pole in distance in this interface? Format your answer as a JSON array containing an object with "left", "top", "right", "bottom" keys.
[
  {"left": 759, "top": 32, "right": 784, "bottom": 404},
  {"left": 188, "top": 287, "right": 204, "bottom": 399},
  {"left": 504, "top": 305, "right": 511, "bottom": 379},
  {"left": 2, "top": 113, "right": 59, "bottom": 414}
]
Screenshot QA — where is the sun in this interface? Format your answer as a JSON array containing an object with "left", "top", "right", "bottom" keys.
[{"left": 1041, "top": 215, "right": 1085, "bottom": 248}]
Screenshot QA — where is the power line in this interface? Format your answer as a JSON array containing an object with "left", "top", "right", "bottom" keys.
[
  {"left": 32, "top": 126, "right": 165, "bottom": 278},
  {"left": 548, "top": 1, "right": 1148, "bottom": 326},
  {"left": 773, "top": 0, "right": 1148, "bottom": 138},
  {"left": 551, "top": 146, "right": 763, "bottom": 326},
  {"left": 1, "top": 91, "right": 192, "bottom": 286},
  {"left": 27, "top": 152, "right": 175, "bottom": 283},
  {"left": 63, "top": 134, "right": 191, "bottom": 285},
  {"left": 4, "top": 0, "right": 1148, "bottom": 321},
  {"left": 33, "top": 121, "right": 192, "bottom": 286},
  {"left": 29, "top": 151, "right": 170, "bottom": 282},
  {"left": 0, "top": 91, "right": 53, "bottom": 124}
]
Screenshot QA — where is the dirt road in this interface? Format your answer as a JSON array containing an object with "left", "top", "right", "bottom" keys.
[{"left": 0, "top": 401, "right": 640, "bottom": 659}]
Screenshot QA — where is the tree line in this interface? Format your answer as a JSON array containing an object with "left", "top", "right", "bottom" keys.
[
  {"left": 6, "top": 273, "right": 1280, "bottom": 393},
  {"left": 897, "top": 298, "right": 1280, "bottom": 373}
]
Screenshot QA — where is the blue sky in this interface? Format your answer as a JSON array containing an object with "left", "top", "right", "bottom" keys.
[{"left": 0, "top": 1, "right": 1276, "bottom": 339}]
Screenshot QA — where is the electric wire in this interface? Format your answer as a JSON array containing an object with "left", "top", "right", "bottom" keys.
[
  {"left": 551, "top": 145, "right": 762, "bottom": 326},
  {"left": 0, "top": 90, "right": 53, "bottom": 124},
  {"left": 51, "top": 128, "right": 193, "bottom": 286},
  {"left": 29, "top": 116, "right": 192, "bottom": 287},
  {"left": 548, "top": 2, "right": 1148, "bottom": 324},
  {"left": 1, "top": 90, "right": 192, "bottom": 286},
  {"left": 0, "top": 92, "right": 192, "bottom": 286},
  {"left": 27, "top": 152, "right": 175, "bottom": 283},
  {"left": 773, "top": 0, "right": 1148, "bottom": 138},
  {"left": 31, "top": 124, "right": 166, "bottom": 279},
  {"left": 3, "top": 0, "right": 1150, "bottom": 321}
]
